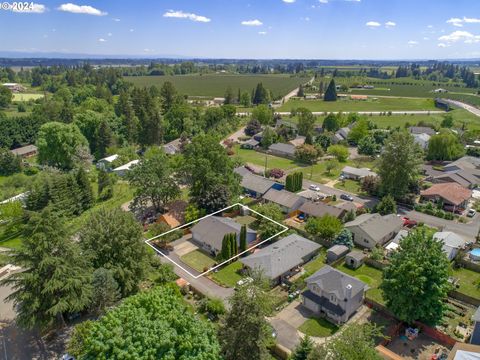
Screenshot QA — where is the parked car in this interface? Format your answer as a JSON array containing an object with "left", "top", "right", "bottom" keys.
[
  {"left": 340, "top": 193, "right": 354, "bottom": 201},
  {"left": 402, "top": 217, "right": 417, "bottom": 227},
  {"left": 467, "top": 209, "right": 477, "bottom": 218},
  {"left": 309, "top": 184, "right": 321, "bottom": 192}
]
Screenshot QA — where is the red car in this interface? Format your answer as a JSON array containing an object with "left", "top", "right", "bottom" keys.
[{"left": 402, "top": 217, "right": 417, "bottom": 227}]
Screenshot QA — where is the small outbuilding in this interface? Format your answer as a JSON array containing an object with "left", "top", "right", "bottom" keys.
[
  {"left": 345, "top": 250, "right": 366, "bottom": 269},
  {"left": 326, "top": 244, "right": 350, "bottom": 263}
]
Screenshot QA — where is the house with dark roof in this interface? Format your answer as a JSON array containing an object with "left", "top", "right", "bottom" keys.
[
  {"left": 444, "top": 156, "right": 480, "bottom": 172},
  {"left": 241, "top": 138, "right": 260, "bottom": 149},
  {"left": 268, "top": 143, "right": 296, "bottom": 158},
  {"left": 408, "top": 126, "right": 436, "bottom": 136},
  {"left": 333, "top": 127, "right": 350, "bottom": 144},
  {"left": 162, "top": 138, "right": 182, "bottom": 155},
  {"left": 239, "top": 234, "right": 320, "bottom": 284},
  {"left": 262, "top": 188, "right": 305, "bottom": 215},
  {"left": 302, "top": 266, "right": 367, "bottom": 324},
  {"left": 240, "top": 173, "right": 277, "bottom": 198},
  {"left": 345, "top": 213, "right": 403, "bottom": 249},
  {"left": 298, "top": 200, "right": 346, "bottom": 220},
  {"left": 10, "top": 145, "right": 38, "bottom": 158},
  {"left": 191, "top": 216, "right": 257, "bottom": 256},
  {"left": 420, "top": 183, "right": 472, "bottom": 212}
]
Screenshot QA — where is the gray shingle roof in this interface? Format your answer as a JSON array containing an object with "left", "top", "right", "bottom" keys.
[
  {"left": 327, "top": 245, "right": 350, "bottom": 256},
  {"left": 408, "top": 126, "right": 436, "bottom": 136},
  {"left": 268, "top": 143, "right": 296, "bottom": 156},
  {"left": 162, "top": 138, "right": 182, "bottom": 155},
  {"left": 345, "top": 213, "right": 402, "bottom": 244},
  {"left": 341, "top": 166, "right": 377, "bottom": 178},
  {"left": 444, "top": 156, "right": 480, "bottom": 171},
  {"left": 306, "top": 265, "right": 366, "bottom": 300},
  {"left": 263, "top": 189, "right": 305, "bottom": 209},
  {"left": 10, "top": 145, "right": 37, "bottom": 156},
  {"left": 299, "top": 201, "right": 344, "bottom": 218},
  {"left": 241, "top": 173, "right": 276, "bottom": 195},
  {"left": 240, "top": 234, "right": 320, "bottom": 279},
  {"left": 346, "top": 250, "right": 366, "bottom": 261}
]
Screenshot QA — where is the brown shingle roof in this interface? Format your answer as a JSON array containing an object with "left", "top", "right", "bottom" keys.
[{"left": 420, "top": 183, "right": 472, "bottom": 206}]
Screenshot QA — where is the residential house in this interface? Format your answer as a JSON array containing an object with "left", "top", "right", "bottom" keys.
[
  {"left": 434, "top": 88, "right": 448, "bottom": 93},
  {"left": 471, "top": 307, "right": 480, "bottom": 345},
  {"left": 241, "top": 138, "right": 260, "bottom": 149},
  {"left": 341, "top": 166, "right": 377, "bottom": 180},
  {"left": 333, "top": 127, "right": 350, "bottom": 144},
  {"left": 345, "top": 250, "right": 366, "bottom": 269},
  {"left": 112, "top": 159, "right": 139, "bottom": 177},
  {"left": 268, "top": 143, "right": 296, "bottom": 158},
  {"left": 345, "top": 213, "right": 403, "bottom": 249},
  {"left": 239, "top": 234, "right": 320, "bottom": 284},
  {"left": 420, "top": 183, "right": 472, "bottom": 212},
  {"left": 408, "top": 126, "right": 436, "bottom": 136},
  {"left": 190, "top": 216, "right": 257, "bottom": 256},
  {"left": 162, "top": 138, "right": 182, "bottom": 155},
  {"left": 412, "top": 133, "right": 431, "bottom": 149},
  {"left": 298, "top": 200, "right": 346, "bottom": 220},
  {"left": 289, "top": 135, "right": 306, "bottom": 147},
  {"left": 326, "top": 245, "right": 350, "bottom": 263},
  {"left": 385, "top": 229, "right": 409, "bottom": 254},
  {"left": 302, "top": 266, "right": 367, "bottom": 324},
  {"left": 2, "top": 83, "right": 26, "bottom": 92},
  {"left": 96, "top": 154, "right": 119, "bottom": 171},
  {"left": 10, "top": 145, "right": 38, "bottom": 158},
  {"left": 443, "top": 156, "right": 480, "bottom": 172},
  {"left": 262, "top": 188, "right": 305, "bottom": 215},
  {"left": 239, "top": 173, "right": 278, "bottom": 198},
  {"left": 427, "top": 156, "right": 480, "bottom": 188},
  {"left": 157, "top": 200, "right": 187, "bottom": 228},
  {"left": 433, "top": 231, "right": 467, "bottom": 261}
]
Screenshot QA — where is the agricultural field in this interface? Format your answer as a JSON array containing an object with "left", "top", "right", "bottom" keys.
[
  {"left": 279, "top": 97, "right": 437, "bottom": 112},
  {"left": 126, "top": 74, "right": 308, "bottom": 98},
  {"left": 12, "top": 93, "right": 44, "bottom": 102}
]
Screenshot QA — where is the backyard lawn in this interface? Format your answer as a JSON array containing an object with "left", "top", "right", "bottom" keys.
[
  {"left": 12, "top": 93, "right": 44, "bottom": 101},
  {"left": 234, "top": 215, "right": 257, "bottom": 226},
  {"left": 299, "top": 317, "right": 339, "bottom": 337},
  {"left": 451, "top": 267, "right": 480, "bottom": 299},
  {"left": 180, "top": 249, "right": 217, "bottom": 273},
  {"left": 211, "top": 261, "right": 243, "bottom": 287},
  {"left": 303, "top": 250, "right": 327, "bottom": 277},
  {"left": 334, "top": 179, "right": 363, "bottom": 194},
  {"left": 335, "top": 263, "right": 385, "bottom": 304}
]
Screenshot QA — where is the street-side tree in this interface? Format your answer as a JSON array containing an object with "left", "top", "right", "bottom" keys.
[
  {"left": 308, "top": 323, "right": 384, "bottom": 360},
  {"left": 323, "top": 79, "right": 337, "bottom": 101},
  {"left": 68, "top": 285, "right": 220, "bottom": 359},
  {"left": 127, "top": 147, "right": 180, "bottom": 213},
  {"left": 327, "top": 144, "right": 349, "bottom": 162},
  {"left": 1, "top": 208, "right": 92, "bottom": 330},
  {"left": 297, "top": 108, "right": 315, "bottom": 136},
  {"left": 79, "top": 207, "right": 150, "bottom": 297},
  {"left": 252, "top": 104, "right": 274, "bottom": 125},
  {"left": 305, "top": 214, "right": 342, "bottom": 243},
  {"left": 377, "top": 131, "right": 423, "bottom": 200},
  {"left": 375, "top": 194, "right": 397, "bottom": 215},
  {"left": 381, "top": 229, "right": 450, "bottom": 325}
]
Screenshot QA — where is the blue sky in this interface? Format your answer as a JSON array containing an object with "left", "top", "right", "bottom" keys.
[{"left": 1, "top": 0, "right": 480, "bottom": 59}]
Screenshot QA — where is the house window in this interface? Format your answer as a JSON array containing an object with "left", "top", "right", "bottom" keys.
[
  {"left": 364, "top": 239, "right": 369, "bottom": 243},
  {"left": 330, "top": 295, "right": 336, "bottom": 303}
]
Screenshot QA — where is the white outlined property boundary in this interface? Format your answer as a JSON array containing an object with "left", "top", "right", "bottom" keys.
[{"left": 145, "top": 203, "right": 289, "bottom": 279}]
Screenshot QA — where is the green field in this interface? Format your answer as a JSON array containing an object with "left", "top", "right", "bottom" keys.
[
  {"left": 126, "top": 74, "right": 307, "bottom": 98},
  {"left": 451, "top": 267, "right": 480, "bottom": 299},
  {"left": 12, "top": 93, "right": 44, "bottom": 101},
  {"left": 211, "top": 261, "right": 243, "bottom": 287}
]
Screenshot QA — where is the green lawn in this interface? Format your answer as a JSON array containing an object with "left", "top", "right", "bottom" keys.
[
  {"left": 303, "top": 250, "right": 327, "bottom": 276},
  {"left": 211, "top": 261, "right": 243, "bottom": 287},
  {"left": 234, "top": 215, "right": 257, "bottom": 226},
  {"left": 0, "top": 236, "right": 22, "bottom": 249},
  {"left": 126, "top": 74, "right": 308, "bottom": 98},
  {"left": 279, "top": 97, "right": 437, "bottom": 113},
  {"left": 299, "top": 317, "right": 339, "bottom": 337},
  {"left": 335, "top": 263, "right": 385, "bottom": 304},
  {"left": 334, "top": 179, "right": 362, "bottom": 194},
  {"left": 180, "top": 250, "right": 217, "bottom": 273},
  {"left": 12, "top": 93, "right": 44, "bottom": 101},
  {"left": 451, "top": 267, "right": 480, "bottom": 299}
]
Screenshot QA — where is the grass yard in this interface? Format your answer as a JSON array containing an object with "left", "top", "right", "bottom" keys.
[
  {"left": 451, "top": 267, "right": 480, "bottom": 299},
  {"left": 126, "top": 74, "right": 308, "bottom": 98},
  {"left": 211, "top": 261, "right": 243, "bottom": 287},
  {"left": 180, "top": 249, "right": 217, "bottom": 273},
  {"left": 234, "top": 215, "right": 257, "bottom": 226},
  {"left": 0, "top": 236, "right": 22, "bottom": 250},
  {"left": 303, "top": 250, "right": 327, "bottom": 276},
  {"left": 334, "top": 179, "right": 362, "bottom": 194},
  {"left": 279, "top": 97, "right": 437, "bottom": 113},
  {"left": 336, "top": 263, "right": 385, "bottom": 304},
  {"left": 12, "top": 93, "right": 44, "bottom": 101},
  {"left": 299, "top": 317, "right": 339, "bottom": 337}
]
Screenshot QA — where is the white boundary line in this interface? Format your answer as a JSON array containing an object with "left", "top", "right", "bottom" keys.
[{"left": 145, "top": 203, "right": 289, "bottom": 279}]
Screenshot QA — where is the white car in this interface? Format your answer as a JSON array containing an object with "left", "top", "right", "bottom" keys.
[
  {"left": 309, "top": 184, "right": 321, "bottom": 192},
  {"left": 467, "top": 209, "right": 477, "bottom": 218}
]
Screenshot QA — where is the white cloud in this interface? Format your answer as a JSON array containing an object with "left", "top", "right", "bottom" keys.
[
  {"left": 427, "top": 25, "right": 433, "bottom": 28},
  {"left": 129, "top": 28, "right": 134, "bottom": 32},
  {"left": 423, "top": 37, "right": 430, "bottom": 40},
  {"left": 319, "top": 0, "right": 328, "bottom": 3},
  {"left": 439, "top": 30, "right": 480, "bottom": 43},
  {"left": 407, "top": 40, "right": 419, "bottom": 45},
  {"left": 113, "top": 18, "right": 120, "bottom": 22},
  {"left": 366, "top": 21, "right": 381, "bottom": 28},
  {"left": 345, "top": 0, "right": 361, "bottom": 2},
  {"left": 57, "top": 3, "right": 107, "bottom": 16},
  {"left": 385, "top": 21, "right": 396, "bottom": 28},
  {"left": 98, "top": 38, "right": 106, "bottom": 42},
  {"left": 464, "top": 17, "right": 480, "bottom": 23},
  {"left": 163, "top": 10, "right": 211, "bottom": 22},
  {"left": 438, "top": 43, "right": 449, "bottom": 48},
  {"left": 282, "top": 0, "right": 296, "bottom": 3},
  {"left": 258, "top": 31, "right": 267, "bottom": 35},
  {"left": 107, "top": 32, "right": 112, "bottom": 37},
  {"left": 241, "top": 19, "right": 263, "bottom": 26},
  {"left": 10, "top": 3, "right": 46, "bottom": 13},
  {"left": 447, "top": 18, "right": 463, "bottom": 27}
]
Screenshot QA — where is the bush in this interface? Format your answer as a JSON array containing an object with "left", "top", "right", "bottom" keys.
[
  {"left": 198, "top": 297, "right": 226, "bottom": 320},
  {"left": 268, "top": 168, "right": 284, "bottom": 179}
]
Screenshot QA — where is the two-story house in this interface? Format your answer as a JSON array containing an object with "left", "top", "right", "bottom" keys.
[{"left": 302, "top": 266, "right": 367, "bottom": 324}]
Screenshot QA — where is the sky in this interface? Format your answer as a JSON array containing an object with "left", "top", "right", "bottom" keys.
[{"left": 1, "top": 0, "right": 480, "bottom": 59}]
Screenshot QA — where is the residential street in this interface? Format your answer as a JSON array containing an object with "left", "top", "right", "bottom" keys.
[{"left": 443, "top": 99, "right": 480, "bottom": 117}]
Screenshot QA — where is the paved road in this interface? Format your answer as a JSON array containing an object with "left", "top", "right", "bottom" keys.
[
  {"left": 443, "top": 99, "right": 480, "bottom": 117},
  {"left": 237, "top": 110, "right": 446, "bottom": 116}
]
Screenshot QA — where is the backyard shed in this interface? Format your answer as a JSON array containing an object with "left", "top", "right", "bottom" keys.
[
  {"left": 326, "top": 245, "right": 349, "bottom": 263},
  {"left": 345, "top": 250, "right": 366, "bottom": 269}
]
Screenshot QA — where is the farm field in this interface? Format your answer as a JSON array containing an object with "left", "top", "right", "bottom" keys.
[
  {"left": 12, "top": 93, "right": 44, "bottom": 101},
  {"left": 278, "top": 97, "right": 437, "bottom": 112},
  {"left": 126, "top": 74, "right": 308, "bottom": 98}
]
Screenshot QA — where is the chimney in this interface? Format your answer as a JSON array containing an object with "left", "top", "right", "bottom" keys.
[{"left": 345, "top": 284, "right": 353, "bottom": 299}]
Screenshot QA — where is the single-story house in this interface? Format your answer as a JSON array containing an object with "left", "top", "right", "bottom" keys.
[
  {"left": 434, "top": 88, "right": 448, "bottom": 93},
  {"left": 240, "top": 173, "right": 277, "bottom": 198},
  {"left": 443, "top": 156, "right": 480, "bottom": 173},
  {"left": 408, "top": 126, "right": 436, "bottom": 136},
  {"left": 386, "top": 229, "right": 409, "bottom": 254},
  {"left": 298, "top": 200, "right": 346, "bottom": 220},
  {"left": 431, "top": 170, "right": 480, "bottom": 189},
  {"left": 234, "top": 166, "right": 252, "bottom": 178},
  {"left": 433, "top": 231, "right": 467, "bottom": 261},
  {"left": 345, "top": 213, "right": 403, "bottom": 249},
  {"left": 112, "top": 159, "right": 139, "bottom": 177},
  {"left": 341, "top": 166, "right": 377, "bottom": 180},
  {"left": 333, "top": 127, "right": 350, "bottom": 143},
  {"left": 289, "top": 136, "right": 306, "bottom": 147},
  {"left": 326, "top": 245, "right": 350, "bottom": 263},
  {"left": 240, "top": 234, "right": 320, "bottom": 284},
  {"left": 345, "top": 250, "right": 366, "bottom": 269},
  {"left": 435, "top": 98, "right": 450, "bottom": 111},
  {"left": 96, "top": 154, "right": 119, "bottom": 171},
  {"left": 2, "top": 83, "right": 26, "bottom": 92},
  {"left": 162, "top": 138, "right": 182, "bottom": 155},
  {"left": 412, "top": 133, "right": 431, "bottom": 150},
  {"left": 157, "top": 200, "right": 187, "bottom": 228},
  {"left": 268, "top": 143, "right": 296, "bottom": 158},
  {"left": 420, "top": 183, "right": 472, "bottom": 212},
  {"left": 241, "top": 138, "right": 260, "bottom": 149},
  {"left": 10, "top": 145, "right": 38, "bottom": 158},
  {"left": 191, "top": 216, "right": 257, "bottom": 256},
  {"left": 262, "top": 188, "right": 305, "bottom": 215},
  {"left": 302, "top": 266, "right": 367, "bottom": 324}
]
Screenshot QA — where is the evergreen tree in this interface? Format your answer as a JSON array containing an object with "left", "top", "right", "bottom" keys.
[
  {"left": 253, "top": 83, "right": 270, "bottom": 105},
  {"left": 1, "top": 208, "right": 93, "bottom": 330},
  {"left": 297, "top": 84, "right": 305, "bottom": 97},
  {"left": 239, "top": 225, "right": 247, "bottom": 254},
  {"left": 97, "top": 169, "right": 114, "bottom": 200},
  {"left": 95, "top": 119, "right": 112, "bottom": 160},
  {"left": 324, "top": 79, "right": 337, "bottom": 101},
  {"left": 376, "top": 194, "right": 397, "bottom": 215},
  {"left": 292, "top": 336, "right": 314, "bottom": 360},
  {"left": 230, "top": 233, "right": 238, "bottom": 257},
  {"left": 221, "top": 234, "right": 230, "bottom": 260},
  {"left": 76, "top": 167, "right": 94, "bottom": 211},
  {"left": 90, "top": 268, "right": 120, "bottom": 314}
]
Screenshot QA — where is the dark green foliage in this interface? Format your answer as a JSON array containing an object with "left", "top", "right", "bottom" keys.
[
  {"left": 0, "top": 114, "right": 45, "bottom": 149},
  {"left": 97, "top": 169, "right": 115, "bottom": 201},
  {"left": 286, "top": 172, "right": 303, "bottom": 192},
  {"left": 381, "top": 229, "right": 450, "bottom": 325},
  {"left": 239, "top": 224, "right": 247, "bottom": 253},
  {"left": 0, "top": 86, "right": 12, "bottom": 107},
  {"left": 305, "top": 214, "right": 342, "bottom": 243},
  {"left": 79, "top": 208, "right": 150, "bottom": 297},
  {"left": 90, "top": 268, "right": 120, "bottom": 314},
  {"left": 253, "top": 203, "right": 284, "bottom": 240},
  {"left": 358, "top": 135, "right": 380, "bottom": 156},
  {"left": 260, "top": 126, "right": 277, "bottom": 149},
  {"left": 75, "top": 167, "right": 94, "bottom": 211},
  {"left": 322, "top": 113, "right": 340, "bottom": 132},
  {"left": 297, "top": 108, "right": 315, "bottom": 136},
  {"left": 0, "top": 148, "right": 22, "bottom": 175},
  {"left": 68, "top": 285, "right": 220, "bottom": 359},
  {"left": 1, "top": 208, "right": 93, "bottom": 330},
  {"left": 95, "top": 119, "right": 113, "bottom": 159},
  {"left": 323, "top": 79, "right": 337, "bottom": 101},
  {"left": 291, "top": 336, "right": 314, "bottom": 360},
  {"left": 253, "top": 82, "right": 270, "bottom": 105},
  {"left": 333, "top": 229, "right": 354, "bottom": 249},
  {"left": 245, "top": 119, "right": 262, "bottom": 136},
  {"left": 376, "top": 194, "right": 397, "bottom": 215},
  {"left": 199, "top": 297, "right": 226, "bottom": 320},
  {"left": 221, "top": 233, "right": 237, "bottom": 260},
  {"left": 427, "top": 131, "right": 465, "bottom": 161}
]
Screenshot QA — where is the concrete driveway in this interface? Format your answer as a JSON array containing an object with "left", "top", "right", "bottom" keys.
[{"left": 173, "top": 237, "right": 198, "bottom": 257}]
